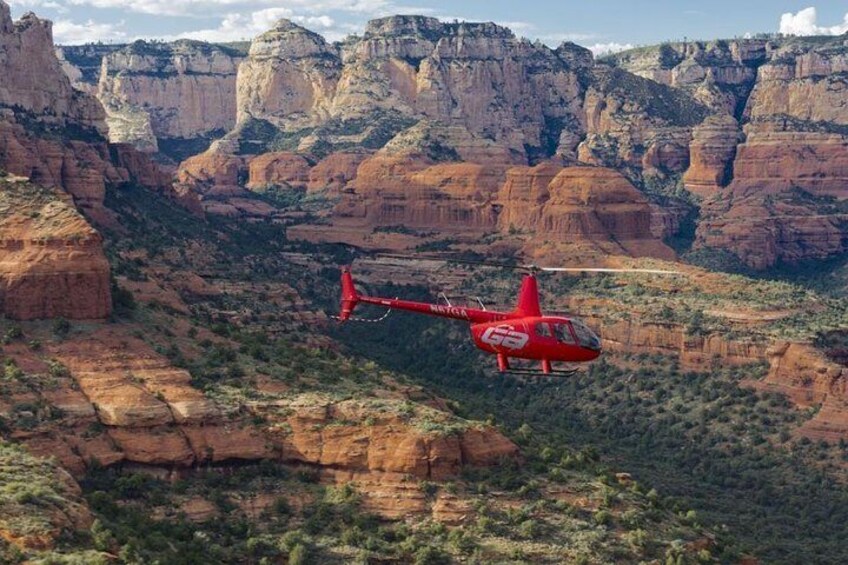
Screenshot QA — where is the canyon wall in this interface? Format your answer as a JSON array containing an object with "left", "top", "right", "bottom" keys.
[
  {"left": 609, "top": 39, "right": 768, "bottom": 116},
  {"left": 612, "top": 37, "right": 848, "bottom": 269},
  {"left": 0, "top": 1, "right": 200, "bottom": 318},
  {"left": 228, "top": 16, "right": 592, "bottom": 163},
  {"left": 95, "top": 40, "right": 245, "bottom": 157},
  {"left": 174, "top": 16, "right": 689, "bottom": 260},
  {"left": 0, "top": 2, "right": 182, "bottom": 215},
  {"left": 0, "top": 4, "right": 104, "bottom": 132},
  {"left": 577, "top": 66, "right": 708, "bottom": 179},
  {"left": 47, "top": 17, "right": 848, "bottom": 269},
  {"left": 46, "top": 19, "right": 848, "bottom": 272}
]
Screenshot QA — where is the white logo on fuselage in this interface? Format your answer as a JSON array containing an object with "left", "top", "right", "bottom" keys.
[{"left": 481, "top": 326, "right": 529, "bottom": 350}]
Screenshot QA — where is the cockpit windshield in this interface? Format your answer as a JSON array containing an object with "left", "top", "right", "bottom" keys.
[{"left": 571, "top": 319, "right": 601, "bottom": 351}]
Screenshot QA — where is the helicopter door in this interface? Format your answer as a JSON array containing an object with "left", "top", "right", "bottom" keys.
[
  {"left": 534, "top": 322, "right": 554, "bottom": 340},
  {"left": 552, "top": 323, "right": 577, "bottom": 345}
]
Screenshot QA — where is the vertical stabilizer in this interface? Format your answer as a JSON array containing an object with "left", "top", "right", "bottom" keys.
[
  {"left": 340, "top": 267, "right": 360, "bottom": 321},
  {"left": 513, "top": 274, "right": 542, "bottom": 317}
]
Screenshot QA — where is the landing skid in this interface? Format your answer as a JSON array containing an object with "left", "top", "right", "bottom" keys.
[
  {"left": 493, "top": 353, "right": 580, "bottom": 377},
  {"left": 501, "top": 367, "right": 580, "bottom": 377}
]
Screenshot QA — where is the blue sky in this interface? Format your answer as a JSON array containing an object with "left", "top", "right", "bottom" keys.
[{"left": 5, "top": 0, "right": 848, "bottom": 52}]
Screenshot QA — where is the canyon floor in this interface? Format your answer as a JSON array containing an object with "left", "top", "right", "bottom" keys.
[{"left": 1, "top": 180, "right": 846, "bottom": 564}]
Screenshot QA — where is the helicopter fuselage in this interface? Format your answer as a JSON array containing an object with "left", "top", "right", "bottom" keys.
[
  {"left": 340, "top": 267, "right": 602, "bottom": 374},
  {"left": 471, "top": 316, "right": 601, "bottom": 363}
]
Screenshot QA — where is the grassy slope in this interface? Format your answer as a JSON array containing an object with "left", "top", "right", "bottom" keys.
[
  {"left": 326, "top": 279, "right": 848, "bottom": 564},
  {"left": 0, "top": 184, "right": 717, "bottom": 563}
]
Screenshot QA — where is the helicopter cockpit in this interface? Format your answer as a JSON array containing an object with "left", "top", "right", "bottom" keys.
[
  {"left": 570, "top": 319, "right": 602, "bottom": 351},
  {"left": 534, "top": 319, "right": 602, "bottom": 352}
]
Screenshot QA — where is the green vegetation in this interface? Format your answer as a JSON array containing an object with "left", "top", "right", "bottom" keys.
[
  {"left": 592, "top": 67, "right": 710, "bottom": 127},
  {"left": 234, "top": 109, "right": 417, "bottom": 157},
  {"left": 156, "top": 131, "right": 225, "bottom": 163},
  {"left": 234, "top": 118, "right": 312, "bottom": 155},
  {"left": 73, "top": 462, "right": 709, "bottom": 564},
  {"left": 0, "top": 442, "right": 89, "bottom": 562},
  {"left": 3, "top": 174, "right": 846, "bottom": 563},
  {"left": 3, "top": 105, "right": 105, "bottom": 143},
  {"left": 328, "top": 281, "right": 848, "bottom": 564}
]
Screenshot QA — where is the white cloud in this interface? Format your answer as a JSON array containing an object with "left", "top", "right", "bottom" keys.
[
  {"left": 586, "top": 42, "right": 633, "bottom": 56},
  {"left": 6, "top": 0, "right": 68, "bottom": 11},
  {"left": 172, "top": 8, "right": 341, "bottom": 42},
  {"left": 779, "top": 7, "right": 848, "bottom": 36},
  {"left": 53, "top": 18, "right": 127, "bottom": 43},
  {"left": 63, "top": 0, "right": 392, "bottom": 17}
]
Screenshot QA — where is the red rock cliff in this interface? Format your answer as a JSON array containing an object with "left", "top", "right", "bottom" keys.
[{"left": 0, "top": 179, "right": 111, "bottom": 320}]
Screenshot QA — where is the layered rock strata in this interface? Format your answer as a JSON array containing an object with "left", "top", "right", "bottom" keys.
[
  {"left": 229, "top": 16, "right": 592, "bottom": 162},
  {"left": 96, "top": 40, "right": 245, "bottom": 155},
  {"left": 0, "top": 179, "right": 111, "bottom": 320},
  {"left": 4, "top": 327, "right": 518, "bottom": 518}
]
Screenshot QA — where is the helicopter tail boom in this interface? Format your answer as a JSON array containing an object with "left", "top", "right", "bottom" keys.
[{"left": 338, "top": 268, "right": 508, "bottom": 324}]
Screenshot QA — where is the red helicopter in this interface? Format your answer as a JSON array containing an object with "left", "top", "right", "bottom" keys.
[{"left": 338, "top": 263, "right": 678, "bottom": 375}]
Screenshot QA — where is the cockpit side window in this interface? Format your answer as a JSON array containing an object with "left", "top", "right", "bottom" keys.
[
  {"left": 553, "top": 323, "right": 576, "bottom": 345},
  {"left": 535, "top": 322, "right": 553, "bottom": 338}
]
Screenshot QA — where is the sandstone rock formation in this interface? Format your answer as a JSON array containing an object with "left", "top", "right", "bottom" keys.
[
  {"left": 326, "top": 147, "right": 674, "bottom": 258},
  {"left": 237, "top": 19, "right": 339, "bottom": 130},
  {"left": 612, "top": 36, "right": 848, "bottom": 268},
  {"left": 56, "top": 43, "right": 121, "bottom": 94},
  {"left": 0, "top": 1, "right": 204, "bottom": 324},
  {"left": 0, "top": 1, "right": 194, "bottom": 222},
  {"left": 308, "top": 151, "right": 369, "bottom": 192},
  {"left": 227, "top": 16, "right": 592, "bottom": 163},
  {"left": 744, "top": 39, "right": 848, "bottom": 125},
  {"left": 682, "top": 114, "right": 741, "bottom": 198},
  {"left": 749, "top": 342, "right": 848, "bottom": 443},
  {"left": 609, "top": 39, "right": 767, "bottom": 115},
  {"left": 6, "top": 325, "right": 518, "bottom": 518},
  {"left": 578, "top": 66, "right": 708, "bottom": 177},
  {"left": 171, "top": 16, "right": 700, "bottom": 261},
  {"left": 695, "top": 125, "right": 848, "bottom": 269},
  {"left": 247, "top": 151, "right": 311, "bottom": 191},
  {"left": 0, "top": 179, "right": 111, "bottom": 320},
  {"left": 529, "top": 166, "right": 675, "bottom": 258},
  {"left": 0, "top": 4, "right": 104, "bottom": 133},
  {"left": 95, "top": 40, "right": 245, "bottom": 156},
  {"left": 168, "top": 19, "right": 848, "bottom": 269}
]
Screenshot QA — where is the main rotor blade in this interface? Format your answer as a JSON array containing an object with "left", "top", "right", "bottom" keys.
[
  {"left": 374, "top": 253, "right": 681, "bottom": 275},
  {"left": 376, "top": 253, "right": 519, "bottom": 269},
  {"left": 540, "top": 267, "right": 681, "bottom": 275}
]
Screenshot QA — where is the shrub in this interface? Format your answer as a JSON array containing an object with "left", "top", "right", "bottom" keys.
[
  {"left": 413, "top": 545, "right": 449, "bottom": 565},
  {"left": 3, "top": 361, "right": 23, "bottom": 381},
  {"left": 287, "top": 543, "right": 308, "bottom": 565},
  {"left": 593, "top": 509, "right": 613, "bottom": 527},
  {"left": 52, "top": 318, "right": 71, "bottom": 338},
  {"left": 111, "top": 280, "right": 136, "bottom": 318},
  {"left": 3, "top": 326, "right": 23, "bottom": 344}
]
